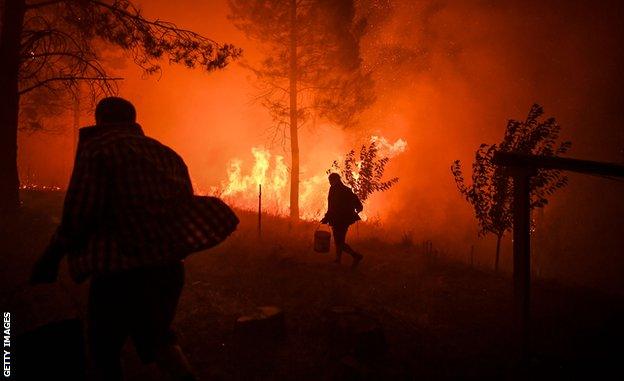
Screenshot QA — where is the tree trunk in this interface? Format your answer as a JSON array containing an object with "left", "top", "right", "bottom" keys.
[
  {"left": 495, "top": 233, "right": 502, "bottom": 271},
  {"left": 288, "top": 0, "right": 299, "bottom": 220},
  {"left": 0, "top": 0, "right": 26, "bottom": 213},
  {"left": 73, "top": 91, "right": 80, "bottom": 156}
]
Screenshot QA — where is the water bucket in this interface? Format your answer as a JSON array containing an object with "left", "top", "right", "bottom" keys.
[{"left": 314, "top": 225, "right": 332, "bottom": 253}]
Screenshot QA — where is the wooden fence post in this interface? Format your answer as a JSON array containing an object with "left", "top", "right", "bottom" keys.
[
  {"left": 258, "top": 184, "right": 262, "bottom": 238},
  {"left": 512, "top": 169, "right": 533, "bottom": 363},
  {"left": 493, "top": 151, "right": 624, "bottom": 367}
]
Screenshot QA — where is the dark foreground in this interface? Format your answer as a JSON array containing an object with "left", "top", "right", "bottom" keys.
[{"left": 1, "top": 191, "right": 623, "bottom": 380}]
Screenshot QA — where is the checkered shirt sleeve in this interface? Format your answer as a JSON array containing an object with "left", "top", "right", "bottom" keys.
[{"left": 53, "top": 124, "right": 239, "bottom": 283}]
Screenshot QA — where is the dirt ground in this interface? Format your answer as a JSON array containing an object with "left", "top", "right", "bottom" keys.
[{"left": 2, "top": 191, "right": 623, "bottom": 380}]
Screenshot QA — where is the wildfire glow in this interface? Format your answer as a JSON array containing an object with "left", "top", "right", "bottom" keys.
[{"left": 217, "top": 136, "right": 408, "bottom": 220}]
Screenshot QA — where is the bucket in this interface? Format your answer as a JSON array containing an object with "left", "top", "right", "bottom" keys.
[{"left": 314, "top": 225, "right": 332, "bottom": 253}]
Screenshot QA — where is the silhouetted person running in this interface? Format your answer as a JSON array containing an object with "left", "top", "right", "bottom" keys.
[
  {"left": 321, "top": 173, "right": 364, "bottom": 268},
  {"left": 30, "top": 97, "right": 238, "bottom": 381}
]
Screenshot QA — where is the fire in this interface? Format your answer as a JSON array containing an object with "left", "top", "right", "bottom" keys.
[
  {"left": 221, "top": 148, "right": 283, "bottom": 195},
  {"left": 219, "top": 147, "right": 291, "bottom": 214},
  {"left": 19, "top": 171, "right": 62, "bottom": 191},
  {"left": 15, "top": 135, "right": 407, "bottom": 221},
  {"left": 217, "top": 136, "right": 408, "bottom": 220},
  {"left": 19, "top": 184, "right": 62, "bottom": 191}
]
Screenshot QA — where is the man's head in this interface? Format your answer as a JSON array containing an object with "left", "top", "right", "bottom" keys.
[
  {"left": 95, "top": 97, "right": 136, "bottom": 125},
  {"left": 328, "top": 173, "right": 342, "bottom": 186}
]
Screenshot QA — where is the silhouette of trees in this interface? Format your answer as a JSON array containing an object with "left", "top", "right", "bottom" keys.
[
  {"left": 0, "top": 0, "right": 241, "bottom": 212},
  {"left": 18, "top": 85, "right": 69, "bottom": 133},
  {"left": 329, "top": 141, "right": 398, "bottom": 202},
  {"left": 451, "top": 104, "right": 571, "bottom": 270},
  {"left": 228, "top": 0, "right": 375, "bottom": 219}
]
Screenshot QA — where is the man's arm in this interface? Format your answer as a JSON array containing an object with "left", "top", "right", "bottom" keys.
[
  {"left": 31, "top": 148, "right": 107, "bottom": 283},
  {"left": 321, "top": 190, "right": 334, "bottom": 224},
  {"left": 178, "top": 158, "right": 194, "bottom": 196},
  {"left": 353, "top": 191, "right": 363, "bottom": 213},
  {"left": 57, "top": 149, "right": 107, "bottom": 249}
]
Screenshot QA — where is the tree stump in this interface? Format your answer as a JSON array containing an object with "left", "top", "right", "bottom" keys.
[
  {"left": 234, "top": 306, "right": 285, "bottom": 341},
  {"left": 231, "top": 306, "right": 284, "bottom": 378},
  {"left": 325, "top": 306, "right": 386, "bottom": 362},
  {"left": 331, "top": 354, "right": 374, "bottom": 381}
]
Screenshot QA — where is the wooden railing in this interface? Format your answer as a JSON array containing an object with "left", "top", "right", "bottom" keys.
[{"left": 492, "top": 152, "right": 624, "bottom": 363}]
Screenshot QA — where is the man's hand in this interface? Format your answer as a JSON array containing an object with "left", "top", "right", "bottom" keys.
[{"left": 30, "top": 243, "right": 63, "bottom": 284}]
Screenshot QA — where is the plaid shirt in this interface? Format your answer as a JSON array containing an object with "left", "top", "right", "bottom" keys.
[{"left": 53, "top": 123, "right": 238, "bottom": 283}]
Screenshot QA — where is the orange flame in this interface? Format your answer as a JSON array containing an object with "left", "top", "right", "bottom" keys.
[
  {"left": 219, "top": 147, "right": 291, "bottom": 214},
  {"left": 217, "top": 136, "right": 408, "bottom": 220}
]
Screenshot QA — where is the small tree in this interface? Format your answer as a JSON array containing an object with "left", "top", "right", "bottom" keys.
[
  {"left": 329, "top": 141, "right": 398, "bottom": 202},
  {"left": 451, "top": 104, "right": 571, "bottom": 271}
]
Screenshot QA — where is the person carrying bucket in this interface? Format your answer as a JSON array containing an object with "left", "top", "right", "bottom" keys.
[{"left": 320, "top": 173, "right": 364, "bottom": 268}]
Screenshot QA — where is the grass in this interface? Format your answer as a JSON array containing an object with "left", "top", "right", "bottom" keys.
[{"left": 2, "top": 191, "right": 624, "bottom": 380}]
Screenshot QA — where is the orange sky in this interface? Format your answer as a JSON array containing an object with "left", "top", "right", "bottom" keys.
[{"left": 18, "top": 0, "right": 624, "bottom": 289}]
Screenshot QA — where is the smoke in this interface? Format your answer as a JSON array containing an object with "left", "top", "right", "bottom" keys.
[
  {"left": 355, "top": 0, "right": 624, "bottom": 290},
  {"left": 17, "top": 0, "right": 624, "bottom": 291},
  {"left": 370, "top": 135, "right": 407, "bottom": 158}
]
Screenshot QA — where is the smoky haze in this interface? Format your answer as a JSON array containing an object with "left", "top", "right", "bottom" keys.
[{"left": 18, "top": 0, "right": 624, "bottom": 291}]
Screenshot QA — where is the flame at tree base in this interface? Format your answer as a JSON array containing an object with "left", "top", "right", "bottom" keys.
[{"left": 212, "top": 136, "right": 407, "bottom": 221}]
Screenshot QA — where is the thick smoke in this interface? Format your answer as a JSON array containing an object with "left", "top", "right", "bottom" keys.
[
  {"left": 18, "top": 0, "right": 624, "bottom": 291},
  {"left": 355, "top": 0, "right": 624, "bottom": 291}
]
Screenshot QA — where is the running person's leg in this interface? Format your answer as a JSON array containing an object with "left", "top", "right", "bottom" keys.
[
  {"left": 332, "top": 225, "right": 363, "bottom": 267},
  {"left": 340, "top": 226, "right": 363, "bottom": 268},
  {"left": 89, "top": 261, "right": 194, "bottom": 381},
  {"left": 128, "top": 261, "right": 195, "bottom": 381},
  {"left": 88, "top": 273, "right": 132, "bottom": 381},
  {"left": 332, "top": 225, "right": 347, "bottom": 263}
]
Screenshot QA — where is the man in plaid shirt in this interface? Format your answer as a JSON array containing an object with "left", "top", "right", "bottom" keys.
[{"left": 31, "top": 97, "right": 238, "bottom": 381}]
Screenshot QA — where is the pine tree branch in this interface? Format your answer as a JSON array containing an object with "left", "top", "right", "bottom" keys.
[
  {"left": 25, "top": 0, "right": 64, "bottom": 10},
  {"left": 19, "top": 76, "right": 123, "bottom": 95}
]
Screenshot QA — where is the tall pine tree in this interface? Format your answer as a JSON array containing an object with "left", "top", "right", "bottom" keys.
[{"left": 229, "top": 0, "right": 374, "bottom": 219}]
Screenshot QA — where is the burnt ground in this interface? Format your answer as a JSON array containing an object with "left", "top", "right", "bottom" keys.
[{"left": 1, "top": 191, "right": 623, "bottom": 380}]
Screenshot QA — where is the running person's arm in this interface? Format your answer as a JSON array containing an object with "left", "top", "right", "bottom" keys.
[
  {"left": 31, "top": 147, "right": 107, "bottom": 283},
  {"left": 352, "top": 191, "right": 363, "bottom": 213},
  {"left": 321, "top": 188, "right": 336, "bottom": 224}
]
